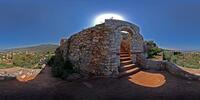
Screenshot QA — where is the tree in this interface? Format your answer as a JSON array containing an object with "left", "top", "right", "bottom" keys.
[{"left": 145, "top": 40, "right": 162, "bottom": 58}]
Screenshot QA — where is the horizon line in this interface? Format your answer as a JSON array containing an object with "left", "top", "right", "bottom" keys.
[{"left": 0, "top": 43, "right": 59, "bottom": 51}]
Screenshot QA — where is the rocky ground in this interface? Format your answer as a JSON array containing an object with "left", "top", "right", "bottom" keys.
[
  {"left": 0, "top": 67, "right": 43, "bottom": 82},
  {"left": 0, "top": 66, "right": 200, "bottom": 100}
]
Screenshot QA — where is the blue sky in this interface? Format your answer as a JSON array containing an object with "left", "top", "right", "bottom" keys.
[{"left": 0, "top": 0, "right": 200, "bottom": 50}]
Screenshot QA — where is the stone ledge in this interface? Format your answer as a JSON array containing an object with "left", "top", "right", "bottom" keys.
[{"left": 145, "top": 59, "right": 200, "bottom": 81}]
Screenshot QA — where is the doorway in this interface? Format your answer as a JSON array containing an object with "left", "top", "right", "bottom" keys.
[{"left": 118, "top": 31, "right": 140, "bottom": 77}]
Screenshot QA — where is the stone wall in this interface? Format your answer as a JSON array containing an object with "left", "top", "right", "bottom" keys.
[
  {"left": 59, "top": 24, "right": 118, "bottom": 76},
  {"left": 145, "top": 59, "right": 166, "bottom": 70},
  {"left": 146, "top": 59, "right": 200, "bottom": 80},
  {"left": 56, "top": 19, "right": 146, "bottom": 77},
  {"left": 165, "top": 62, "right": 200, "bottom": 80},
  {"left": 56, "top": 19, "right": 200, "bottom": 79}
]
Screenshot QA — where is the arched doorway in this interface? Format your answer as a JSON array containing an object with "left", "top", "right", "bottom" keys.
[
  {"left": 118, "top": 29, "right": 140, "bottom": 77},
  {"left": 120, "top": 31, "right": 131, "bottom": 53},
  {"left": 103, "top": 20, "right": 145, "bottom": 76}
]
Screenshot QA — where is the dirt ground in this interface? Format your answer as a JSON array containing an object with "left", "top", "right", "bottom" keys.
[{"left": 0, "top": 66, "right": 200, "bottom": 100}]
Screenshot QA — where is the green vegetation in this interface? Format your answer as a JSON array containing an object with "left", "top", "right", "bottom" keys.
[
  {"left": 145, "top": 40, "right": 162, "bottom": 58},
  {"left": 145, "top": 41, "right": 200, "bottom": 69},
  {"left": 163, "top": 50, "right": 200, "bottom": 69},
  {"left": 48, "top": 48, "right": 75, "bottom": 78},
  {"left": 12, "top": 53, "right": 44, "bottom": 68},
  {"left": 0, "top": 63, "right": 11, "bottom": 68},
  {"left": 0, "top": 44, "right": 58, "bottom": 69}
]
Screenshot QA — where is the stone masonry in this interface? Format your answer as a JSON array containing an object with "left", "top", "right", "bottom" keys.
[{"left": 56, "top": 19, "right": 146, "bottom": 77}]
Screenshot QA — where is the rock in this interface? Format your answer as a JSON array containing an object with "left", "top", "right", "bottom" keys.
[
  {"left": 20, "top": 75, "right": 26, "bottom": 79},
  {"left": 66, "top": 73, "right": 81, "bottom": 81},
  {"left": 42, "top": 64, "right": 46, "bottom": 69},
  {"left": 0, "top": 76, "right": 5, "bottom": 81},
  {"left": 19, "top": 70, "right": 23, "bottom": 75}
]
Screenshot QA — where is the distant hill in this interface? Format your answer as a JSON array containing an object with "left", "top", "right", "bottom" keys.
[
  {"left": 162, "top": 49, "right": 200, "bottom": 53},
  {"left": 1, "top": 44, "right": 59, "bottom": 53},
  {"left": 180, "top": 50, "right": 200, "bottom": 53}
]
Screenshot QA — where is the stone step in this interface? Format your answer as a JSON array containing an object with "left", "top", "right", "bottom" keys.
[
  {"left": 119, "top": 67, "right": 140, "bottom": 77},
  {"left": 120, "top": 52, "right": 129, "bottom": 54},
  {"left": 120, "top": 54, "right": 130, "bottom": 57},
  {"left": 120, "top": 57, "right": 131, "bottom": 60},
  {"left": 121, "top": 60, "right": 132, "bottom": 65},
  {"left": 121, "top": 64, "right": 136, "bottom": 71}
]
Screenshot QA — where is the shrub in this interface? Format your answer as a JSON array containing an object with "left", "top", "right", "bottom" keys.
[
  {"left": 145, "top": 40, "right": 162, "bottom": 58},
  {"left": 145, "top": 40, "right": 157, "bottom": 47},
  {"left": 170, "top": 55, "right": 178, "bottom": 63},
  {"left": 163, "top": 51, "right": 173, "bottom": 61},
  {"left": 12, "top": 54, "right": 40, "bottom": 68},
  {"left": 47, "top": 55, "right": 55, "bottom": 66},
  {"left": 174, "top": 51, "right": 182, "bottom": 56},
  {"left": 147, "top": 47, "right": 162, "bottom": 58},
  {"left": 48, "top": 49, "right": 75, "bottom": 78},
  {"left": 0, "top": 63, "right": 13, "bottom": 68},
  {"left": 163, "top": 51, "right": 200, "bottom": 69}
]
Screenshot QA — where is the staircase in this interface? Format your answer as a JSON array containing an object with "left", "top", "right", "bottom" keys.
[{"left": 119, "top": 52, "right": 140, "bottom": 77}]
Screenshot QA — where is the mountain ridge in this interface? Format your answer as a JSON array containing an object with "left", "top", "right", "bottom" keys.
[{"left": 1, "top": 44, "right": 59, "bottom": 53}]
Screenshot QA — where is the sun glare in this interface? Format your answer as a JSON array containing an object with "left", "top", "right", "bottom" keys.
[{"left": 93, "top": 13, "right": 125, "bottom": 25}]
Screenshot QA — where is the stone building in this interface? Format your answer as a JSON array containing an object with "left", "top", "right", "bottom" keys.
[{"left": 57, "top": 19, "right": 146, "bottom": 77}]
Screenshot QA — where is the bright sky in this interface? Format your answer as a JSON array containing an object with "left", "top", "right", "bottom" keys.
[{"left": 0, "top": 0, "right": 200, "bottom": 50}]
